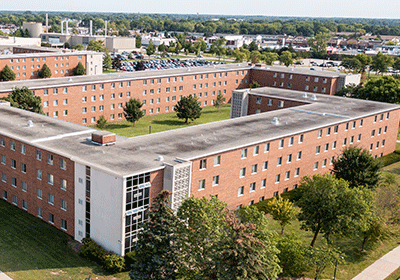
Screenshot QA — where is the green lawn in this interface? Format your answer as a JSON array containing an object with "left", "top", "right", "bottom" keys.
[
  {"left": 385, "top": 267, "right": 400, "bottom": 280},
  {"left": 0, "top": 200, "right": 129, "bottom": 280},
  {"left": 94, "top": 104, "right": 231, "bottom": 138}
]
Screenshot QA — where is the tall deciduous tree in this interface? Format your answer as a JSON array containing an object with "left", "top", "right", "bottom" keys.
[
  {"left": 103, "top": 53, "right": 112, "bottom": 70},
  {"left": 263, "top": 52, "right": 279, "bottom": 65},
  {"left": 146, "top": 40, "right": 156, "bottom": 58},
  {"left": 265, "top": 196, "right": 299, "bottom": 235},
  {"left": 279, "top": 50, "right": 293, "bottom": 67},
  {"left": 332, "top": 146, "right": 381, "bottom": 189},
  {"left": 308, "top": 32, "right": 328, "bottom": 58},
  {"left": 73, "top": 62, "right": 86, "bottom": 76},
  {"left": 129, "top": 190, "right": 178, "bottom": 280},
  {"left": 123, "top": 98, "right": 144, "bottom": 126},
  {"left": 370, "top": 52, "right": 393, "bottom": 74},
  {"left": 135, "top": 35, "right": 142, "bottom": 48},
  {"left": 214, "top": 209, "right": 281, "bottom": 280},
  {"left": 2, "top": 86, "right": 43, "bottom": 114},
  {"left": 176, "top": 196, "right": 228, "bottom": 279},
  {"left": 358, "top": 75, "right": 400, "bottom": 103},
  {"left": 297, "top": 174, "right": 374, "bottom": 247},
  {"left": 38, "top": 63, "right": 52, "bottom": 78},
  {"left": 174, "top": 94, "right": 202, "bottom": 123},
  {"left": 0, "top": 65, "right": 15, "bottom": 81}
]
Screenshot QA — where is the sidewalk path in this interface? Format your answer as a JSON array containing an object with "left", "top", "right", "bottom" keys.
[
  {"left": 0, "top": 270, "right": 12, "bottom": 280},
  {"left": 352, "top": 245, "right": 400, "bottom": 280}
]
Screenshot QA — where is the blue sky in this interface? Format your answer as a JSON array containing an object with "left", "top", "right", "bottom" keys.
[{"left": 3, "top": 0, "right": 400, "bottom": 19}]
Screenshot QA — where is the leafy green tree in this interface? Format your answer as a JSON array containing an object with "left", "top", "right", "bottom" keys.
[
  {"left": 275, "top": 234, "right": 309, "bottom": 278},
  {"left": 335, "top": 83, "right": 362, "bottom": 98},
  {"left": 306, "top": 245, "right": 342, "bottom": 280},
  {"left": 135, "top": 35, "right": 142, "bottom": 48},
  {"left": 174, "top": 94, "right": 202, "bottom": 123},
  {"left": 214, "top": 92, "right": 226, "bottom": 110},
  {"left": 87, "top": 40, "right": 107, "bottom": 52},
  {"left": 359, "top": 215, "right": 390, "bottom": 252},
  {"left": 265, "top": 196, "right": 299, "bottom": 235},
  {"left": 279, "top": 50, "right": 293, "bottom": 67},
  {"left": 38, "top": 63, "right": 52, "bottom": 78},
  {"left": 129, "top": 191, "right": 178, "bottom": 280},
  {"left": 146, "top": 40, "right": 156, "bottom": 58},
  {"left": 158, "top": 43, "right": 166, "bottom": 53},
  {"left": 248, "top": 41, "right": 259, "bottom": 51},
  {"left": 297, "top": 174, "right": 374, "bottom": 247},
  {"left": 232, "top": 49, "right": 246, "bottom": 62},
  {"left": 341, "top": 57, "right": 362, "bottom": 72},
  {"left": 332, "top": 146, "right": 381, "bottom": 189},
  {"left": 73, "top": 62, "right": 86, "bottom": 76},
  {"left": 213, "top": 209, "right": 281, "bottom": 280},
  {"left": 123, "top": 98, "right": 144, "bottom": 126},
  {"left": 176, "top": 196, "right": 228, "bottom": 279},
  {"left": 73, "top": 44, "right": 84, "bottom": 51},
  {"left": 210, "top": 38, "right": 227, "bottom": 60},
  {"left": 103, "top": 53, "right": 112, "bottom": 70},
  {"left": 2, "top": 87, "right": 43, "bottom": 114},
  {"left": 250, "top": 50, "right": 262, "bottom": 63},
  {"left": 249, "top": 80, "right": 260, "bottom": 88},
  {"left": 355, "top": 53, "right": 372, "bottom": 73},
  {"left": 393, "top": 56, "right": 400, "bottom": 71},
  {"left": 308, "top": 32, "right": 328, "bottom": 58},
  {"left": 263, "top": 52, "right": 279, "bottom": 65},
  {"left": 0, "top": 65, "right": 15, "bottom": 81},
  {"left": 371, "top": 52, "right": 393, "bottom": 74},
  {"left": 96, "top": 115, "right": 107, "bottom": 129},
  {"left": 358, "top": 75, "right": 400, "bottom": 103}
]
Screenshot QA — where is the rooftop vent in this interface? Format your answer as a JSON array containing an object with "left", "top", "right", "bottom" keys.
[
  {"left": 271, "top": 117, "right": 279, "bottom": 125},
  {"left": 27, "top": 120, "right": 33, "bottom": 127},
  {"left": 91, "top": 131, "right": 116, "bottom": 146},
  {"left": 311, "top": 94, "right": 317, "bottom": 100},
  {"left": 67, "top": 77, "right": 72, "bottom": 81},
  {"left": 302, "top": 93, "right": 307, "bottom": 98},
  {"left": 157, "top": 155, "right": 164, "bottom": 161}
]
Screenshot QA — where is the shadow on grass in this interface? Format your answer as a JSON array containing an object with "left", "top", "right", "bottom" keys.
[
  {"left": 105, "top": 123, "right": 131, "bottom": 130},
  {"left": 151, "top": 119, "right": 187, "bottom": 126}
]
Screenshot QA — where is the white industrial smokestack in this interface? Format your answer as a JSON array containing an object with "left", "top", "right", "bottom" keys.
[
  {"left": 90, "top": 20, "right": 93, "bottom": 36},
  {"left": 105, "top": 21, "right": 107, "bottom": 37},
  {"left": 66, "top": 21, "right": 69, "bottom": 35},
  {"left": 46, "top": 13, "right": 48, "bottom": 33},
  {"left": 61, "top": 21, "right": 64, "bottom": 34}
]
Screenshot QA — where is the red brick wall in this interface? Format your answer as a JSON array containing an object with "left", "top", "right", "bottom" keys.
[
  {"left": 250, "top": 68, "right": 338, "bottom": 95},
  {"left": 150, "top": 169, "right": 164, "bottom": 203},
  {"left": 189, "top": 109, "right": 400, "bottom": 209},
  {"left": 0, "top": 69, "right": 251, "bottom": 125},
  {"left": 0, "top": 136, "right": 75, "bottom": 236},
  {"left": 247, "top": 94, "right": 309, "bottom": 115},
  {"left": 0, "top": 54, "right": 86, "bottom": 81}
]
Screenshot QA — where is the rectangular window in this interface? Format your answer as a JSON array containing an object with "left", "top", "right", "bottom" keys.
[
  {"left": 214, "top": 155, "right": 221, "bottom": 166},
  {"left": 37, "top": 207, "right": 43, "bottom": 218},
  {"left": 343, "top": 138, "right": 347, "bottom": 146},
  {"left": 61, "top": 219, "right": 67, "bottom": 230},
  {"left": 297, "top": 151, "right": 302, "bottom": 160},
  {"left": 285, "top": 171, "right": 290, "bottom": 180},
  {"left": 252, "top": 164, "right": 257, "bottom": 174},
  {"left": 277, "top": 157, "right": 282, "bottom": 166},
  {"left": 1, "top": 172, "right": 6, "bottom": 183},
  {"left": 238, "top": 186, "right": 244, "bottom": 196},
  {"left": 263, "top": 161, "right": 268, "bottom": 171},
  {"left": 10, "top": 141, "right": 15, "bottom": 151},
  {"left": 327, "top": 127, "right": 331, "bottom": 136},
  {"left": 12, "top": 195, "right": 17, "bottom": 205},
  {"left": 37, "top": 169, "right": 42, "bottom": 180},
  {"left": 48, "top": 174, "right": 54, "bottom": 185},
  {"left": 279, "top": 139, "right": 284, "bottom": 148},
  {"left": 295, "top": 168, "right": 300, "bottom": 177},
  {"left": 253, "top": 146, "right": 259, "bottom": 155},
  {"left": 314, "top": 162, "right": 319, "bottom": 170},
  {"left": 198, "top": 179, "right": 205, "bottom": 190},
  {"left": 199, "top": 159, "right": 207, "bottom": 170},
  {"left": 275, "top": 174, "right": 280, "bottom": 183},
  {"left": 21, "top": 163, "right": 26, "bottom": 173},
  {"left": 265, "top": 143, "right": 270, "bottom": 152},
  {"left": 240, "top": 168, "right": 246, "bottom": 178},
  {"left": 12, "top": 177, "right": 17, "bottom": 187},
  {"left": 60, "top": 179, "right": 67, "bottom": 190},
  {"left": 241, "top": 148, "right": 247, "bottom": 159},
  {"left": 250, "top": 182, "right": 256, "bottom": 192},
  {"left": 287, "top": 154, "right": 292, "bottom": 163},
  {"left": 11, "top": 159, "right": 16, "bottom": 169},
  {"left": 316, "top": 146, "right": 320, "bottom": 154},
  {"left": 334, "top": 125, "right": 339, "bottom": 133},
  {"left": 261, "top": 179, "right": 266, "bottom": 189},
  {"left": 333, "top": 141, "right": 337, "bottom": 149},
  {"left": 318, "top": 130, "right": 322, "bottom": 138},
  {"left": 48, "top": 213, "right": 54, "bottom": 224},
  {"left": 1, "top": 155, "right": 5, "bottom": 165},
  {"left": 212, "top": 175, "right": 219, "bottom": 186},
  {"left": 299, "top": 135, "right": 304, "bottom": 143},
  {"left": 322, "top": 159, "right": 327, "bottom": 167},
  {"left": 60, "top": 159, "right": 66, "bottom": 170},
  {"left": 48, "top": 194, "right": 54, "bottom": 205},
  {"left": 61, "top": 199, "right": 67, "bottom": 211},
  {"left": 36, "top": 150, "right": 42, "bottom": 160},
  {"left": 289, "top": 137, "right": 294, "bottom": 146},
  {"left": 22, "top": 200, "right": 27, "bottom": 210},
  {"left": 47, "top": 154, "right": 53, "bottom": 165},
  {"left": 325, "top": 143, "right": 329, "bottom": 151}
]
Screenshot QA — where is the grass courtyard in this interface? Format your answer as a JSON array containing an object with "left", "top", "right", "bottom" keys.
[{"left": 93, "top": 104, "right": 231, "bottom": 137}]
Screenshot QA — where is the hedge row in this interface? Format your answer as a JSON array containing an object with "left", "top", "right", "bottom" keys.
[{"left": 80, "top": 238, "right": 136, "bottom": 273}]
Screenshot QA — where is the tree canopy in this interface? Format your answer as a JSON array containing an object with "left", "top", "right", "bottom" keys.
[
  {"left": 0, "top": 65, "right": 15, "bottom": 81},
  {"left": 73, "top": 62, "right": 86, "bottom": 76},
  {"left": 146, "top": 40, "right": 156, "bottom": 57},
  {"left": 174, "top": 94, "right": 202, "bottom": 123},
  {"left": 332, "top": 146, "right": 381, "bottom": 189},
  {"left": 358, "top": 75, "right": 400, "bottom": 103},
  {"left": 123, "top": 98, "right": 144, "bottom": 126},
  {"left": 38, "top": 63, "right": 52, "bottom": 78},
  {"left": 2, "top": 86, "right": 43, "bottom": 114}
]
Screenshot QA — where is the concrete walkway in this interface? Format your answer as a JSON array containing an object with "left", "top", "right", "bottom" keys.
[
  {"left": 352, "top": 245, "right": 400, "bottom": 280},
  {"left": 0, "top": 270, "right": 12, "bottom": 280}
]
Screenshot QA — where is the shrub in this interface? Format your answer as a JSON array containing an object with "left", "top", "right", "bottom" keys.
[
  {"left": 104, "top": 254, "right": 125, "bottom": 273},
  {"left": 124, "top": 251, "right": 137, "bottom": 270},
  {"left": 80, "top": 237, "right": 107, "bottom": 263}
]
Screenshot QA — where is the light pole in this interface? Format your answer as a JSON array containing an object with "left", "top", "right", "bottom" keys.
[{"left": 333, "top": 255, "right": 344, "bottom": 280}]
